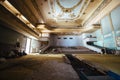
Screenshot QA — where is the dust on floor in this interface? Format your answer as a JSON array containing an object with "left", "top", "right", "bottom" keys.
[{"left": 0, "top": 55, "right": 80, "bottom": 80}]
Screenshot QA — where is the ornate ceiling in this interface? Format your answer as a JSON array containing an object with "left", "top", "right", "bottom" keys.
[
  {"left": 0, "top": 0, "right": 119, "bottom": 38},
  {"left": 37, "top": 0, "right": 103, "bottom": 28},
  {"left": 50, "top": 0, "right": 86, "bottom": 20}
]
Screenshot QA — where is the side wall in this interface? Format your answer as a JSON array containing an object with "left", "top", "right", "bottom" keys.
[
  {"left": 0, "top": 25, "right": 26, "bottom": 51},
  {"left": 0, "top": 25, "right": 40, "bottom": 55},
  {"left": 93, "top": 5, "right": 120, "bottom": 50}
]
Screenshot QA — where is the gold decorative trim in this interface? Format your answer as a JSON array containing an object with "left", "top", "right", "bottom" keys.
[{"left": 49, "top": 0, "right": 90, "bottom": 22}]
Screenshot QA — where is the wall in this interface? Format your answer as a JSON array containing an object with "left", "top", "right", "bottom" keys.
[
  {"left": 93, "top": 5, "right": 120, "bottom": 50},
  {"left": 94, "top": 29, "right": 103, "bottom": 47},
  {"left": 51, "top": 34, "right": 83, "bottom": 47},
  {"left": 101, "top": 15, "right": 116, "bottom": 49},
  {"left": 30, "top": 39, "right": 40, "bottom": 53},
  {"left": 0, "top": 25, "right": 40, "bottom": 54},
  {"left": 0, "top": 25, "right": 26, "bottom": 51},
  {"left": 111, "top": 6, "right": 120, "bottom": 49}
]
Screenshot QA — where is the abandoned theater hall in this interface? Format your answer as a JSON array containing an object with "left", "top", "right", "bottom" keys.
[{"left": 0, "top": 0, "right": 120, "bottom": 80}]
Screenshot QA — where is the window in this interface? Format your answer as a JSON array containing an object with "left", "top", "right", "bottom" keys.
[
  {"left": 69, "top": 37, "right": 73, "bottom": 39},
  {"left": 64, "top": 37, "right": 67, "bottom": 39}
]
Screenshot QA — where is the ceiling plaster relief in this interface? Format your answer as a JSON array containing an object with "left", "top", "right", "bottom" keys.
[
  {"left": 49, "top": 0, "right": 90, "bottom": 21},
  {"left": 83, "top": 0, "right": 112, "bottom": 27}
]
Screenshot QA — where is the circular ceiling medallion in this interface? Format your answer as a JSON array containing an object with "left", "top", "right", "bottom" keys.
[
  {"left": 57, "top": 0, "right": 83, "bottom": 13},
  {"left": 58, "top": 0, "right": 82, "bottom": 8}
]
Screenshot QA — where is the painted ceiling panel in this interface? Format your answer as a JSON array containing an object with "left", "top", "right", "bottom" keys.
[
  {"left": 49, "top": 0, "right": 85, "bottom": 20},
  {"left": 36, "top": 0, "right": 92, "bottom": 28}
]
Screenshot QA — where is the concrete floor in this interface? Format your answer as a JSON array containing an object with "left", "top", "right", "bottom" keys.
[
  {"left": 0, "top": 54, "right": 120, "bottom": 80},
  {"left": 0, "top": 54, "right": 79, "bottom": 80}
]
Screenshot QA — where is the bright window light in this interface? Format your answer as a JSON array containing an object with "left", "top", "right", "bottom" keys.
[{"left": 25, "top": 38, "right": 31, "bottom": 54}]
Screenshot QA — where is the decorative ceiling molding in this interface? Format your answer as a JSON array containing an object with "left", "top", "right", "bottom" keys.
[
  {"left": 0, "top": 0, "right": 40, "bottom": 35},
  {"left": 0, "top": 6, "right": 39, "bottom": 39},
  {"left": 83, "top": 0, "right": 112, "bottom": 27},
  {"left": 49, "top": 0, "right": 90, "bottom": 21}
]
